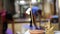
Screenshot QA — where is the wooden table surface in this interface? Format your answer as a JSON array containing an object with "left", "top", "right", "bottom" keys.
[{"left": 30, "top": 30, "right": 44, "bottom": 34}]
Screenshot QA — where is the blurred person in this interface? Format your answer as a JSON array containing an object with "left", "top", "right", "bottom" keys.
[
  {"left": 0, "top": 0, "right": 14, "bottom": 34},
  {"left": 26, "top": 6, "right": 42, "bottom": 29},
  {"left": 9, "top": 5, "right": 16, "bottom": 16}
]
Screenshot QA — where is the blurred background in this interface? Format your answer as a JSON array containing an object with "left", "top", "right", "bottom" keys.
[{"left": 1, "top": 0, "right": 60, "bottom": 34}]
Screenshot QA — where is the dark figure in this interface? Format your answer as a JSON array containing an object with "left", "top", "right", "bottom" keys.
[
  {"left": 0, "top": 0, "right": 14, "bottom": 34},
  {"left": 1, "top": 10, "right": 13, "bottom": 34},
  {"left": 30, "top": 6, "right": 42, "bottom": 29}
]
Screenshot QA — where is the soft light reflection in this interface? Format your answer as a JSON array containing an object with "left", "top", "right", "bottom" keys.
[
  {"left": 38, "top": 0, "right": 41, "bottom": 2},
  {"left": 59, "top": 0, "right": 60, "bottom": 8},
  {"left": 16, "top": 1, "right": 19, "bottom": 3},
  {"left": 31, "top": 0, "right": 37, "bottom": 3},
  {"left": 20, "top": 0, "right": 26, "bottom": 5},
  {"left": 28, "top": 18, "right": 31, "bottom": 21}
]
